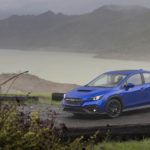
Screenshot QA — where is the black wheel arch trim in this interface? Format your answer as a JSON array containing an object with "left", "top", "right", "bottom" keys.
[{"left": 107, "top": 95, "right": 124, "bottom": 108}]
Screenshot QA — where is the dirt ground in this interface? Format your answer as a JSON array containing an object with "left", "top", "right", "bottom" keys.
[{"left": 0, "top": 73, "right": 77, "bottom": 93}]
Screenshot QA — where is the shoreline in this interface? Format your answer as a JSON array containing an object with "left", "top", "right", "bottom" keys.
[{"left": 0, "top": 48, "right": 149, "bottom": 62}]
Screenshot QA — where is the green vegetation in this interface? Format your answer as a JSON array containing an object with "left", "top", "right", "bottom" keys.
[
  {"left": 0, "top": 93, "right": 61, "bottom": 105},
  {"left": 30, "top": 93, "right": 57, "bottom": 105},
  {"left": 0, "top": 103, "right": 85, "bottom": 150},
  {"left": 91, "top": 140, "right": 150, "bottom": 150},
  {"left": 1, "top": 94, "right": 150, "bottom": 150}
]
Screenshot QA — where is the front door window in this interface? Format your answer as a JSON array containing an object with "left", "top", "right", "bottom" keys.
[{"left": 127, "top": 74, "right": 142, "bottom": 86}]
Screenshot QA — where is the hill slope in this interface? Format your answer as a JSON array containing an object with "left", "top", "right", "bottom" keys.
[
  {"left": 0, "top": 5, "right": 150, "bottom": 60},
  {"left": 0, "top": 73, "right": 77, "bottom": 93}
]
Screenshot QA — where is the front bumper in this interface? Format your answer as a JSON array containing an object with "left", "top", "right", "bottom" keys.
[
  {"left": 63, "top": 105, "right": 104, "bottom": 114},
  {"left": 62, "top": 97, "right": 106, "bottom": 114}
]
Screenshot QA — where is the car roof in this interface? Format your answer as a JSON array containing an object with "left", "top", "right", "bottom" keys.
[{"left": 106, "top": 69, "right": 150, "bottom": 75}]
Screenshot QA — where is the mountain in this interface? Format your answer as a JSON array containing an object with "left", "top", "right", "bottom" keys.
[
  {"left": 0, "top": 73, "right": 77, "bottom": 93},
  {"left": 0, "top": 5, "right": 150, "bottom": 60}
]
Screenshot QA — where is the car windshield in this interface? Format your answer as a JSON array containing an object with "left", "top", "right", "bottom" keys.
[{"left": 87, "top": 73, "right": 127, "bottom": 88}]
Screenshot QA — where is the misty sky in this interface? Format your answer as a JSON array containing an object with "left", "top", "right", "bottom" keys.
[{"left": 0, "top": 0, "right": 150, "bottom": 19}]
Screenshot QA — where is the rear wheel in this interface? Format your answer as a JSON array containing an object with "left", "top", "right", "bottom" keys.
[{"left": 105, "top": 99, "right": 122, "bottom": 118}]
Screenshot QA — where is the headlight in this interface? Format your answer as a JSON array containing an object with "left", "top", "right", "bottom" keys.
[
  {"left": 92, "top": 95, "right": 103, "bottom": 101},
  {"left": 63, "top": 94, "right": 66, "bottom": 99}
]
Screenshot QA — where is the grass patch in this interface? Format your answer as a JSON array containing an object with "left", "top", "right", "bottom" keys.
[
  {"left": 31, "top": 93, "right": 60, "bottom": 105},
  {"left": 91, "top": 139, "right": 150, "bottom": 150},
  {"left": 0, "top": 93, "right": 61, "bottom": 105}
]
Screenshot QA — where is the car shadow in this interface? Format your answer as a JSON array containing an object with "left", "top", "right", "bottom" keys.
[
  {"left": 68, "top": 108, "right": 150, "bottom": 120},
  {"left": 70, "top": 114, "right": 110, "bottom": 120},
  {"left": 122, "top": 108, "right": 150, "bottom": 116}
]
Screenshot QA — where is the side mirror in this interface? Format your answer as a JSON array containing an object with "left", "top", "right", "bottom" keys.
[{"left": 124, "top": 83, "right": 135, "bottom": 89}]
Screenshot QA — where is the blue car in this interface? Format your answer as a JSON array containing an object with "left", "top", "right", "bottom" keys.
[{"left": 62, "top": 69, "right": 150, "bottom": 118}]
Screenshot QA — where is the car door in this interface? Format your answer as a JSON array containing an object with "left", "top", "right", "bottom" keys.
[
  {"left": 142, "top": 73, "right": 150, "bottom": 104},
  {"left": 121, "top": 73, "right": 145, "bottom": 108}
]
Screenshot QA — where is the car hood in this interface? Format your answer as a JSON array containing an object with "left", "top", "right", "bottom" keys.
[{"left": 66, "top": 86, "right": 114, "bottom": 99}]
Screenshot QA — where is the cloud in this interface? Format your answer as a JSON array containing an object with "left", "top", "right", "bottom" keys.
[{"left": 0, "top": 0, "right": 105, "bottom": 15}]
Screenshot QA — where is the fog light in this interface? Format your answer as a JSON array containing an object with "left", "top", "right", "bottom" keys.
[
  {"left": 85, "top": 105, "right": 100, "bottom": 113},
  {"left": 93, "top": 109, "right": 97, "bottom": 112}
]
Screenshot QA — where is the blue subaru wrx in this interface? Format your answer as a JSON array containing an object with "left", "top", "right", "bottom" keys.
[{"left": 62, "top": 69, "right": 150, "bottom": 118}]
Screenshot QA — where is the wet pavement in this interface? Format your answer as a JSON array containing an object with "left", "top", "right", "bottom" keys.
[{"left": 19, "top": 104, "right": 150, "bottom": 128}]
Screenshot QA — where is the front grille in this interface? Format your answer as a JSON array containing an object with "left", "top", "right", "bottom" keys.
[
  {"left": 63, "top": 107, "right": 85, "bottom": 113},
  {"left": 64, "top": 98, "right": 83, "bottom": 105}
]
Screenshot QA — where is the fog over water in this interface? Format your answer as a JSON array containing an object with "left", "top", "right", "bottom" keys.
[{"left": 0, "top": 49, "right": 150, "bottom": 85}]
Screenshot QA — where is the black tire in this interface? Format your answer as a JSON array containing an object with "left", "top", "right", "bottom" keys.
[{"left": 105, "top": 99, "right": 122, "bottom": 118}]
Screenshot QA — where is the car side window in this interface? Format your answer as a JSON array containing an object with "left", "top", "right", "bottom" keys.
[
  {"left": 127, "top": 74, "right": 142, "bottom": 86},
  {"left": 143, "top": 73, "right": 150, "bottom": 84}
]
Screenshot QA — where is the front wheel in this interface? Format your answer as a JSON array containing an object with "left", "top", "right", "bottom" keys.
[{"left": 105, "top": 99, "right": 122, "bottom": 118}]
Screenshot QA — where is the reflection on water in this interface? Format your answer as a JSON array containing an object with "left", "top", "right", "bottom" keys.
[{"left": 0, "top": 49, "right": 150, "bottom": 84}]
